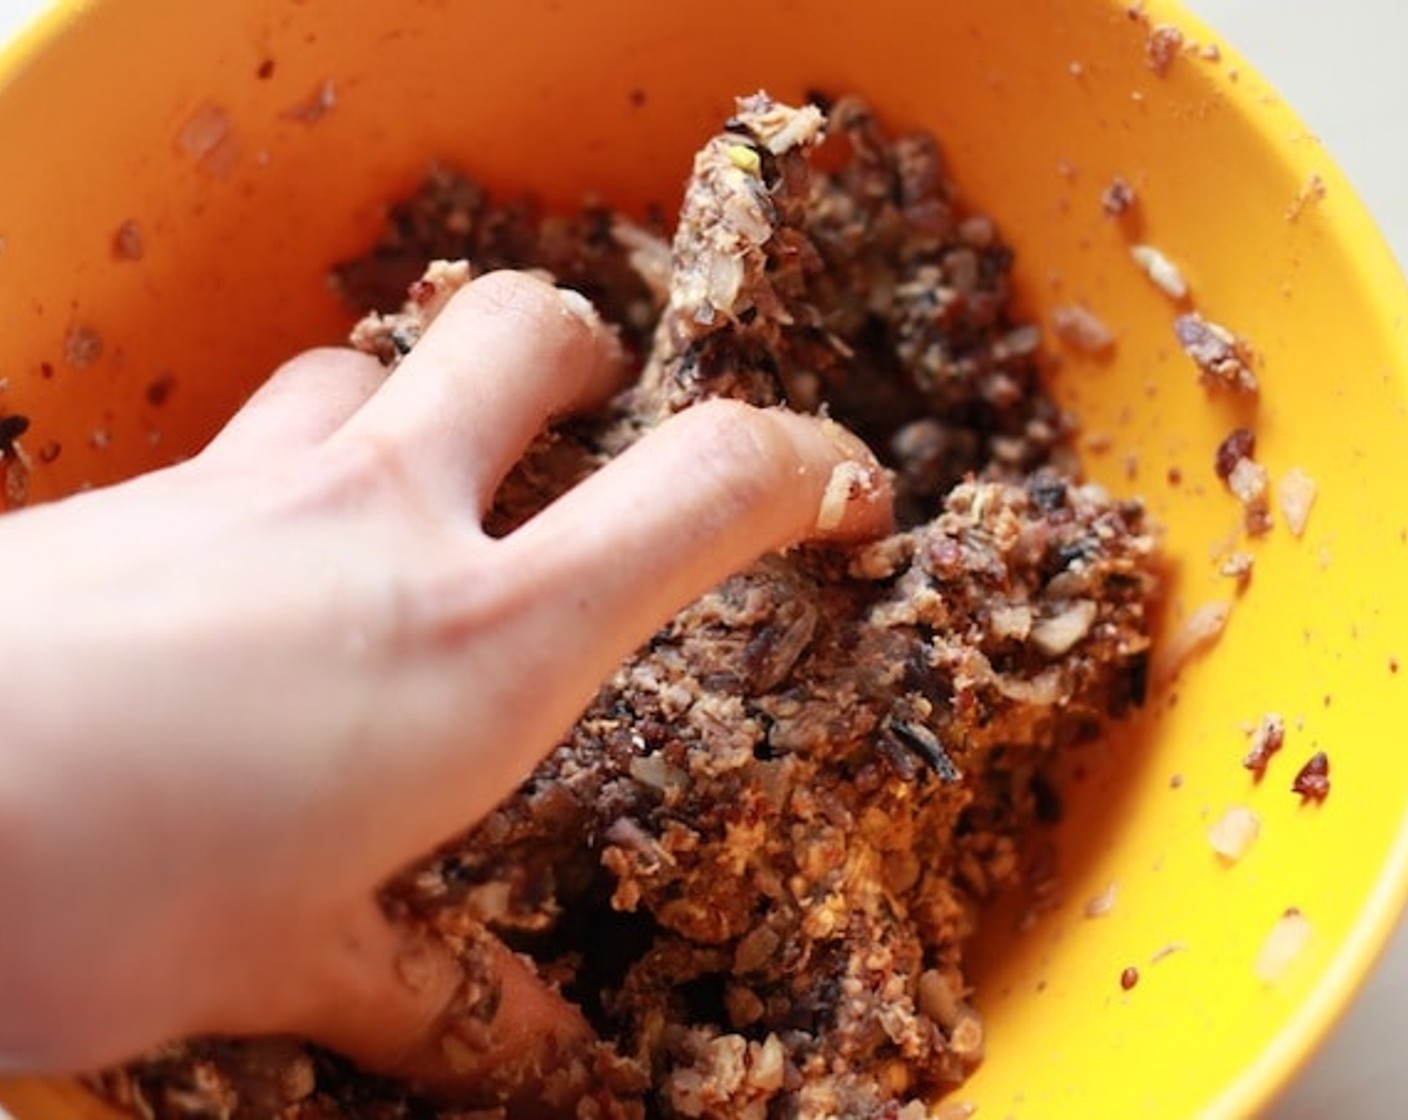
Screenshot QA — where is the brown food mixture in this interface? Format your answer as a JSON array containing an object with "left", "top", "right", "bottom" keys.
[{"left": 96, "top": 94, "right": 1158, "bottom": 1120}]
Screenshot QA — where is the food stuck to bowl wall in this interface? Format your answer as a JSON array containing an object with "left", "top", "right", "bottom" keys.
[{"left": 95, "top": 93, "right": 1159, "bottom": 1119}]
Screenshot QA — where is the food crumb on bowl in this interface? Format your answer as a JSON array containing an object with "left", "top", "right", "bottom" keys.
[
  {"left": 1214, "top": 428, "right": 1255, "bottom": 481},
  {"left": 282, "top": 79, "right": 337, "bottom": 124},
  {"left": 1131, "top": 243, "right": 1188, "bottom": 300},
  {"left": 1100, "top": 176, "right": 1138, "bottom": 218},
  {"left": 0, "top": 412, "right": 29, "bottom": 457},
  {"left": 1150, "top": 940, "right": 1187, "bottom": 965},
  {"left": 176, "top": 100, "right": 238, "bottom": 176},
  {"left": 1291, "top": 751, "right": 1331, "bottom": 801},
  {"left": 1285, "top": 172, "right": 1327, "bottom": 221},
  {"left": 1208, "top": 805, "right": 1261, "bottom": 862},
  {"left": 3, "top": 455, "right": 27, "bottom": 508},
  {"left": 1120, "top": 965, "right": 1141, "bottom": 991},
  {"left": 1157, "top": 600, "right": 1231, "bottom": 685},
  {"left": 1242, "top": 713, "right": 1285, "bottom": 774},
  {"left": 1219, "top": 550, "right": 1254, "bottom": 589},
  {"left": 1051, "top": 303, "right": 1116, "bottom": 355},
  {"left": 111, "top": 219, "right": 144, "bottom": 261},
  {"left": 1174, "top": 312, "right": 1258, "bottom": 393},
  {"left": 1143, "top": 24, "right": 1185, "bottom": 76},
  {"left": 1084, "top": 881, "right": 1119, "bottom": 918},
  {"left": 1276, "top": 467, "right": 1317, "bottom": 537},
  {"left": 63, "top": 324, "right": 103, "bottom": 368},
  {"left": 1255, "top": 908, "right": 1313, "bottom": 984}
]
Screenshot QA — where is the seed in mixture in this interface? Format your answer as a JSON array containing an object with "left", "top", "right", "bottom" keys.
[{"left": 1120, "top": 966, "right": 1140, "bottom": 990}]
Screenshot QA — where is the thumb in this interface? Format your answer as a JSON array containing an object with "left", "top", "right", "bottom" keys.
[{"left": 282, "top": 902, "right": 594, "bottom": 1114}]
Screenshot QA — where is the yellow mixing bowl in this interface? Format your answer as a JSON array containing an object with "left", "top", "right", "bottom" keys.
[{"left": 1, "top": 0, "right": 1406, "bottom": 1116}]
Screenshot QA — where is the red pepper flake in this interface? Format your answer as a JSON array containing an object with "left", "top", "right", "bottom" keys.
[
  {"left": 1242, "top": 713, "right": 1285, "bottom": 775},
  {"left": 1120, "top": 966, "right": 1140, "bottom": 990},
  {"left": 1291, "top": 752, "right": 1330, "bottom": 801},
  {"left": 1166, "top": 466, "right": 1183, "bottom": 486}
]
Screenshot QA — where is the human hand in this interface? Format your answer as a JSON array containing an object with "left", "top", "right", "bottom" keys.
[{"left": 0, "top": 272, "right": 891, "bottom": 1104}]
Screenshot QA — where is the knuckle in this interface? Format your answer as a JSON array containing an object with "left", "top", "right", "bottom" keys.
[{"left": 672, "top": 400, "right": 801, "bottom": 519}]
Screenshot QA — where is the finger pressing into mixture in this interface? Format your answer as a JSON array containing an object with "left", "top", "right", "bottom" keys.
[
  {"left": 278, "top": 902, "right": 593, "bottom": 1115},
  {"left": 201, "top": 348, "right": 389, "bottom": 462},
  {"left": 332, "top": 270, "right": 626, "bottom": 515},
  {"left": 488, "top": 399, "right": 892, "bottom": 683}
]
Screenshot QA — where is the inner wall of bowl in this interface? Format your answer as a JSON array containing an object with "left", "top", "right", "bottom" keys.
[{"left": 2, "top": 0, "right": 1407, "bottom": 1117}]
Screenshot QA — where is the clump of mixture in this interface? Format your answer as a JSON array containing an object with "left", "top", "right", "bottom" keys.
[{"left": 96, "top": 93, "right": 1158, "bottom": 1120}]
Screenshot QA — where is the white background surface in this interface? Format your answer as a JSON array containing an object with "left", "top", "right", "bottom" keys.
[{"left": 0, "top": 1, "right": 1404, "bottom": 1116}]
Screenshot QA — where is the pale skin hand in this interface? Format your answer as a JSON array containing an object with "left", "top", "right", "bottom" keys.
[{"left": 0, "top": 272, "right": 892, "bottom": 1100}]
